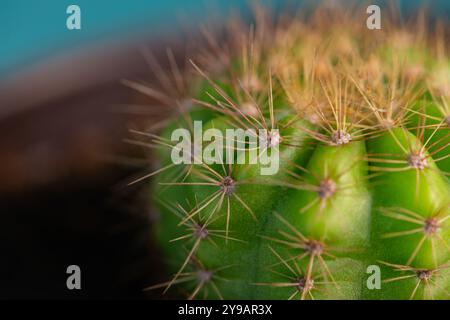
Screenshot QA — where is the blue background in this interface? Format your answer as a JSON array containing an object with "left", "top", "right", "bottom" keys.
[{"left": 1, "top": 0, "right": 448, "bottom": 76}]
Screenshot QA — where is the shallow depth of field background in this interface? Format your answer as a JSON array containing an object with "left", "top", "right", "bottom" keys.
[{"left": 0, "top": 0, "right": 448, "bottom": 299}]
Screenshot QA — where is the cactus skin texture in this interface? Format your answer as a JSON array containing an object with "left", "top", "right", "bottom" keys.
[{"left": 131, "top": 5, "right": 450, "bottom": 299}]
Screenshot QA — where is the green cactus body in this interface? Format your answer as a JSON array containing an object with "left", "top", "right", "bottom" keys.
[{"left": 134, "top": 6, "right": 450, "bottom": 300}]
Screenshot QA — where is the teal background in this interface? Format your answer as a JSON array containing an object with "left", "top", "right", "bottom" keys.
[{"left": 0, "top": 0, "right": 448, "bottom": 76}]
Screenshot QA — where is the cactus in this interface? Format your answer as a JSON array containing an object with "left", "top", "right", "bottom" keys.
[{"left": 128, "top": 5, "right": 450, "bottom": 300}]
